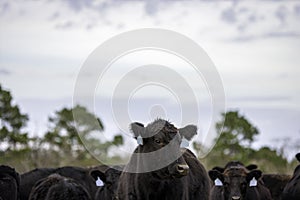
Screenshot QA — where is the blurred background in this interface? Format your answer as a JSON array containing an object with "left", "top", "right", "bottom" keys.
[{"left": 0, "top": 0, "right": 299, "bottom": 173}]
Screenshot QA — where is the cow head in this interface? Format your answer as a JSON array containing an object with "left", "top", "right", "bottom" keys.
[
  {"left": 130, "top": 119, "right": 197, "bottom": 178},
  {"left": 90, "top": 167, "right": 122, "bottom": 200},
  {"left": 29, "top": 174, "right": 91, "bottom": 200},
  {"left": 209, "top": 167, "right": 262, "bottom": 200}
]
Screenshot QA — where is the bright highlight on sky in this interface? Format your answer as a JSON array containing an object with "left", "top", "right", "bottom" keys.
[{"left": 0, "top": 0, "right": 300, "bottom": 157}]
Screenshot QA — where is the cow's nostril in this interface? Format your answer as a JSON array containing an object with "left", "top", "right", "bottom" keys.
[
  {"left": 176, "top": 165, "right": 189, "bottom": 174},
  {"left": 232, "top": 196, "right": 240, "bottom": 200}
]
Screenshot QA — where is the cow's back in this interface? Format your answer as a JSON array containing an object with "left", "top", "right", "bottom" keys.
[
  {"left": 20, "top": 168, "right": 56, "bottom": 200},
  {"left": 262, "top": 174, "right": 291, "bottom": 200}
]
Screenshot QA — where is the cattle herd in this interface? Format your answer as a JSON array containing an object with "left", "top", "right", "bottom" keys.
[{"left": 0, "top": 119, "right": 299, "bottom": 200}]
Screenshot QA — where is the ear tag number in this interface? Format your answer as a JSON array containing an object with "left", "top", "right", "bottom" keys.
[
  {"left": 96, "top": 177, "right": 104, "bottom": 187},
  {"left": 137, "top": 135, "right": 143, "bottom": 145},
  {"left": 249, "top": 177, "right": 257, "bottom": 187},
  {"left": 180, "top": 137, "right": 189, "bottom": 148},
  {"left": 214, "top": 178, "right": 223, "bottom": 186}
]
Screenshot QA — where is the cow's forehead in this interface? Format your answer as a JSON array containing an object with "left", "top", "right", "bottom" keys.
[
  {"left": 146, "top": 119, "right": 178, "bottom": 135},
  {"left": 224, "top": 167, "right": 247, "bottom": 177}
]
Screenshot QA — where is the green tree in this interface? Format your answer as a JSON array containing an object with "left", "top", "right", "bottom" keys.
[
  {"left": 43, "top": 105, "right": 123, "bottom": 166},
  {"left": 201, "top": 110, "right": 292, "bottom": 174},
  {"left": 216, "top": 111, "right": 259, "bottom": 148},
  {"left": 206, "top": 110, "right": 259, "bottom": 167},
  {"left": 43, "top": 105, "right": 103, "bottom": 157},
  {"left": 0, "top": 84, "right": 29, "bottom": 151}
]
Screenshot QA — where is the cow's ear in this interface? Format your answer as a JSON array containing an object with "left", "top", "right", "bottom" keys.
[
  {"left": 246, "top": 169, "right": 262, "bottom": 182},
  {"left": 212, "top": 166, "right": 225, "bottom": 173},
  {"left": 130, "top": 122, "right": 145, "bottom": 138},
  {"left": 178, "top": 125, "right": 197, "bottom": 140},
  {"left": 296, "top": 153, "right": 300, "bottom": 162},
  {"left": 246, "top": 164, "right": 257, "bottom": 171},
  {"left": 208, "top": 170, "right": 224, "bottom": 182},
  {"left": 90, "top": 170, "right": 106, "bottom": 183}
]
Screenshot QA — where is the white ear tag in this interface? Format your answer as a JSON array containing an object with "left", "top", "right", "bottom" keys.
[
  {"left": 137, "top": 135, "right": 143, "bottom": 145},
  {"left": 214, "top": 178, "right": 223, "bottom": 186},
  {"left": 96, "top": 177, "right": 104, "bottom": 187},
  {"left": 180, "top": 137, "right": 189, "bottom": 148},
  {"left": 249, "top": 177, "right": 257, "bottom": 187}
]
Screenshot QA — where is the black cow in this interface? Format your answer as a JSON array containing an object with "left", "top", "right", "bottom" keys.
[
  {"left": 262, "top": 174, "right": 291, "bottom": 200},
  {"left": 20, "top": 168, "right": 56, "bottom": 200},
  {"left": 209, "top": 166, "right": 272, "bottom": 200},
  {"left": 0, "top": 165, "right": 20, "bottom": 200},
  {"left": 56, "top": 166, "right": 98, "bottom": 196},
  {"left": 282, "top": 152, "right": 300, "bottom": 200},
  {"left": 90, "top": 166, "right": 123, "bottom": 200},
  {"left": 20, "top": 166, "right": 98, "bottom": 200},
  {"left": 117, "top": 119, "right": 210, "bottom": 200},
  {"left": 28, "top": 173, "right": 91, "bottom": 200}
]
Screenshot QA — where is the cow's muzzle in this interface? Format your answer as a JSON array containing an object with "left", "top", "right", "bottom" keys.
[{"left": 176, "top": 164, "right": 189, "bottom": 176}]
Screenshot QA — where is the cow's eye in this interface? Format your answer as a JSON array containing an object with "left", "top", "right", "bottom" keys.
[
  {"left": 241, "top": 182, "right": 247, "bottom": 188},
  {"left": 154, "top": 139, "right": 161, "bottom": 144}
]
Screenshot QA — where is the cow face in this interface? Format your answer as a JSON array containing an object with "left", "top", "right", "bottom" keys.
[
  {"left": 130, "top": 119, "right": 197, "bottom": 178},
  {"left": 0, "top": 165, "right": 20, "bottom": 200},
  {"left": 209, "top": 167, "right": 262, "bottom": 200},
  {"left": 90, "top": 168, "right": 122, "bottom": 200}
]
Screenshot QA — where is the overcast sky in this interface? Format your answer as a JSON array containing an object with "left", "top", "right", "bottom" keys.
[{"left": 0, "top": 0, "right": 300, "bottom": 158}]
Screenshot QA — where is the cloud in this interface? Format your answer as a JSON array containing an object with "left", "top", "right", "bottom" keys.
[
  {"left": 63, "top": 0, "right": 94, "bottom": 12},
  {"left": 228, "top": 31, "right": 300, "bottom": 42},
  {"left": 0, "top": 1, "right": 9, "bottom": 15},
  {"left": 274, "top": 5, "right": 288, "bottom": 25},
  {"left": 231, "top": 96, "right": 291, "bottom": 103},
  {"left": 144, "top": 0, "right": 160, "bottom": 16},
  {"left": 0, "top": 68, "right": 11, "bottom": 75},
  {"left": 294, "top": 4, "right": 300, "bottom": 16},
  {"left": 265, "top": 31, "right": 300, "bottom": 38},
  {"left": 55, "top": 20, "right": 74, "bottom": 29},
  {"left": 221, "top": 7, "right": 237, "bottom": 24},
  {"left": 48, "top": 11, "right": 60, "bottom": 21},
  {"left": 217, "top": 1, "right": 300, "bottom": 42}
]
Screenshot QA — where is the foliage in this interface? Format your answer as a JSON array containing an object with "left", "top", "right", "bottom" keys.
[
  {"left": 248, "top": 146, "right": 289, "bottom": 173},
  {"left": 41, "top": 105, "right": 123, "bottom": 167},
  {"left": 0, "top": 85, "right": 29, "bottom": 151},
  {"left": 0, "top": 83, "right": 124, "bottom": 172},
  {"left": 199, "top": 110, "right": 292, "bottom": 174},
  {"left": 44, "top": 105, "right": 103, "bottom": 155}
]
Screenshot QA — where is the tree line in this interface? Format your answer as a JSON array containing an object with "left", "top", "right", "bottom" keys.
[
  {"left": 0, "top": 84, "right": 298, "bottom": 174},
  {"left": 0, "top": 84, "right": 123, "bottom": 172}
]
